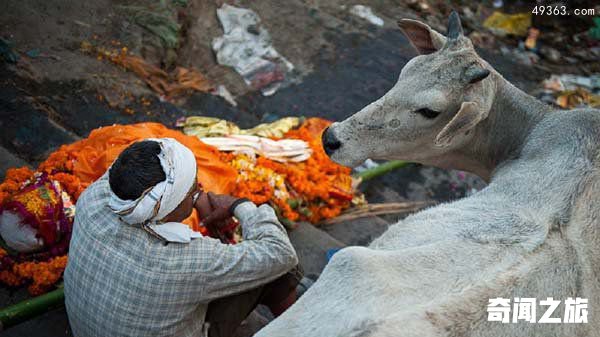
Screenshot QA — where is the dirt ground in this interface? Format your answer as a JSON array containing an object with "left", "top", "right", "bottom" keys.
[{"left": 0, "top": 0, "right": 597, "bottom": 335}]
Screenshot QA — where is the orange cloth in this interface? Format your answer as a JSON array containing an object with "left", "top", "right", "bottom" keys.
[
  {"left": 42, "top": 123, "right": 238, "bottom": 230},
  {"left": 67, "top": 123, "right": 236, "bottom": 193}
]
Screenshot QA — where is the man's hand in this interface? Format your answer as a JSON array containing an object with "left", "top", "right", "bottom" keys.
[{"left": 194, "top": 192, "right": 243, "bottom": 228}]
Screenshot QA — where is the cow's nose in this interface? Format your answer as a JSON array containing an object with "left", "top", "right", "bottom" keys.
[{"left": 322, "top": 127, "right": 342, "bottom": 156}]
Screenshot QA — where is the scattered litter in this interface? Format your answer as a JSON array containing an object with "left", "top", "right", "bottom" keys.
[
  {"left": 500, "top": 46, "right": 539, "bottom": 66},
  {"left": 543, "top": 74, "right": 600, "bottom": 92},
  {"left": 119, "top": 4, "right": 180, "bottom": 49},
  {"left": 469, "top": 31, "right": 496, "bottom": 49},
  {"left": 25, "top": 49, "right": 40, "bottom": 58},
  {"left": 0, "top": 38, "right": 19, "bottom": 63},
  {"left": 349, "top": 5, "right": 384, "bottom": 27},
  {"left": 82, "top": 41, "right": 212, "bottom": 99},
  {"left": 214, "top": 85, "right": 237, "bottom": 107},
  {"left": 73, "top": 20, "right": 91, "bottom": 28},
  {"left": 590, "top": 17, "right": 600, "bottom": 40},
  {"left": 483, "top": 11, "right": 531, "bottom": 37},
  {"left": 556, "top": 88, "right": 600, "bottom": 109},
  {"left": 406, "top": 0, "right": 431, "bottom": 13},
  {"left": 539, "top": 46, "right": 561, "bottom": 63},
  {"left": 212, "top": 4, "right": 294, "bottom": 96},
  {"left": 522, "top": 27, "right": 539, "bottom": 52},
  {"left": 327, "top": 248, "right": 341, "bottom": 261},
  {"left": 541, "top": 74, "right": 600, "bottom": 109},
  {"left": 353, "top": 159, "right": 379, "bottom": 173},
  {"left": 462, "top": 7, "right": 475, "bottom": 21}
]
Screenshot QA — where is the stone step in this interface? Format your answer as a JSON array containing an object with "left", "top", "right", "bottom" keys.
[
  {"left": 0, "top": 146, "right": 31, "bottom": 181},
  {"left": 287, "top": 222, "right": 346, "bottom": 277},
  {"left": 0, "top": 98, "right": 79, "bottom": 164},
  {"left": 320, "top": 215, "right": 390, "bottom": 247}
]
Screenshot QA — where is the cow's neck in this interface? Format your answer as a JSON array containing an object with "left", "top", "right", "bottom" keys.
[{"left": 431, "top": 74, "right": 550, "bottom": 182}]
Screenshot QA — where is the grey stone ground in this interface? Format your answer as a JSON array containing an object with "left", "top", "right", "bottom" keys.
[{"left": 0, "top": 147, "right": 29, "bottom": 181}]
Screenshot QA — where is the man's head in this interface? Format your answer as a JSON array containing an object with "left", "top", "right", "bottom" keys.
[
  {"left": 322, "top": 12, "right": 496, "bottom": 167},
  {"left": 109, "top": 140, "right": 166, "bottom": 200},
  {"left": 109, "top": 140, "right": 199, "bottom": 224}
]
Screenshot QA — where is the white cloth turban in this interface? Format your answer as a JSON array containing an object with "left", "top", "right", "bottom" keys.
[{"left": 108, "top": 138, "right": 202, "bottom": 243}]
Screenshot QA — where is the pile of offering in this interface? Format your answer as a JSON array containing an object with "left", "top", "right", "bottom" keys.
[{"left": 0, "top": 118, "right": 357, "bottom": 294}]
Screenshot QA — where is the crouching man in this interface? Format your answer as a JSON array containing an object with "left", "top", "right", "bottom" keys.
[{"left": 64, "top": 138, "right": 299, "bottom": 337}]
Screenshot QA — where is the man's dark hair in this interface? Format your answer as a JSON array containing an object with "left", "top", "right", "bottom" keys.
[{"left": 109, "top": 140, "right": 166, "bottom": 200}]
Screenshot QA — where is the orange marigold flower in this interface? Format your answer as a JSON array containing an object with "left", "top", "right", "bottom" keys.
[{"left": 221, "top": 118, "right": 354, "bottom": 224}]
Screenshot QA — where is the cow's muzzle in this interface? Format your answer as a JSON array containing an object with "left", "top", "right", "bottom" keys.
[{"left": 322, "top": 127, "right": 342, "bottom": 156}]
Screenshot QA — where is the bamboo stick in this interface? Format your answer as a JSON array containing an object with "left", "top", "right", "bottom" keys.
[
  {"left": 0, "top": 287, "right": 64, "bottom": 331},
  {"left": 321, "top": 201, "right": 433, "bottom": 226}
]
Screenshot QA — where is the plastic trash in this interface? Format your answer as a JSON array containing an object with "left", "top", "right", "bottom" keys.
[
  {"left": 556, "top": 88, "right": 600, "bottom": 109},
  {"left": 25, "top": 49, "right": 40, "bottom": 58},
  {"left": 212, "top": 4, "right": 294, "bottom": 96},
  {"left": 483, "top": 11, "right": 531, "bottom": 37},
  {"left": 353, "top": 159, "right": 380, "bottom": 173},
  {"left": 349, "top": 5, "right": 384, "bottom": 27},
  {"left": 523, "top": 27, "right": 540, "bottom": 52},
  {"left": 542, "top": 74, "right": 600, "bottom": 109},
  {"left": 544, "top": 74, "right": 600, "bottom": 93},
  {"left": 590, "top": 17, "right": 600, "bottom": 40},
  {"left": 0, "top": 38, "right": 19, "bottom": 63},
  {"left": 326, "top": 248, "right": 342, "bottom": 262},
  {"left": 214, "top": 85, "right": 237, "bottom": 107}
]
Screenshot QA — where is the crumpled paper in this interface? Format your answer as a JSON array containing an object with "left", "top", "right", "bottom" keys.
[
  {"left": 349, "top": 5, "right": 384, "bottom": 27},
  {"left": 212, "top": 4, "right": 294, "bottom": 96}
]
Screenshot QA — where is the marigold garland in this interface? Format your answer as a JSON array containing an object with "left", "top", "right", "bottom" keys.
[
  {"left": 0, "top": 167, "right": 35, "bottom": 205},
  {"left": 222, "top": 118, "right": 354, "bottom": 224},
  {"left": 0, "top": 248, "right": 68, "bottom": 295}
]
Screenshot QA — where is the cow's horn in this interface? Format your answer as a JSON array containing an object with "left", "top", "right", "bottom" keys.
[{"left": 447, "top": 11, "right": 463, "bottom": 39}]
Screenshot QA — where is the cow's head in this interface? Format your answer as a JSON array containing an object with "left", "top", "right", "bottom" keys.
[{"left": 322, "top": 12, "right": 496, "bottom": 168}]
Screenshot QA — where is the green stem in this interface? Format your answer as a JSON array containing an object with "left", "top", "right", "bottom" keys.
[
  {"left": 0, "top": 288, "right": 64, "bottom": 330},
  {"left": 354, "top": 160, "right": 409, "bottom": 181}
]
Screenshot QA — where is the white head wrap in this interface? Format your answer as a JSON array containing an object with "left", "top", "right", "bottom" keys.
[{"left": 108, "top": 138, "right": 202, "bottom": 243}]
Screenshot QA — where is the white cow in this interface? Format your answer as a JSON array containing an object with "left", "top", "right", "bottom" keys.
[{"left": 256, "top": 12, "right": 600, "bottom": 337}]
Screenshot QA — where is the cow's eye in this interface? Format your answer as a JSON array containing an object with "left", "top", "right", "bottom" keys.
[{"left": 414, "top": 108, "right": 441, "bottom": 119}]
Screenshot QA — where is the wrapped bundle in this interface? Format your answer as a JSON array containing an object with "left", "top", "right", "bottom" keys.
[{"left": 0, "top": 174, "right": 73, "bottom": 254}]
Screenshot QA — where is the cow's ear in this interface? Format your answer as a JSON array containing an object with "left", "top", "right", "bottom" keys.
[
  {"left": 398, "top": 19, "right": 446, "bottom": 55},
  {"left": 435, "top": 102, "right": 486, "bottom": 147}
]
